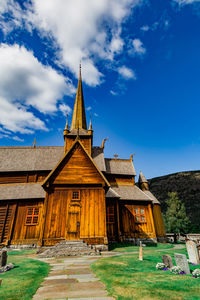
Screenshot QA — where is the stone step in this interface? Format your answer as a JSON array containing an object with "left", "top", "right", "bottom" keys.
[{"left": 38, "top": 240, "right": 99, "bottom": 258}]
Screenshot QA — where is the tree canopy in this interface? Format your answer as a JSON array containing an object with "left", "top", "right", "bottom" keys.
[{"left": 164, "top": 192, "right": 190, "bottom": 234}]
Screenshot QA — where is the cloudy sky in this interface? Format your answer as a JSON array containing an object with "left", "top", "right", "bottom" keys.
[{"left": 0, "top": 0, "right": 200, "bottom": 178}]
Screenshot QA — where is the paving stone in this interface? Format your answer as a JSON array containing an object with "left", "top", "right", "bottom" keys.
[
  {"left": 68, "top": 297, "right": 115, "bottom": 300},
  {"left": 65, "top": 267, "right": 91, "bottom": 275},
  {"left": 33, "top": 254, "right": 114, "bottom": 300},
  {"left": 68, "top": 274, "right": 95, "bottom": 279},
  {"left": 77, "top": 277, "right": 99, "bottom": 282},
  {"left": 45, "top": 275, "right": 68, "bottom": 280},
  {"left": 42, "top": 278, "right": 77, "bottom": 285}
]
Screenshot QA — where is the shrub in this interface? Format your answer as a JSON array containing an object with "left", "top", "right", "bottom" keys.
[
  {"left": 156, "top": 263, "right": 166, "bottom": 270},
  {"left": 170, "top": 266, "right": 184, "bottom": 275},
  {"left": 192, "top": 269, "right": 200, "bottom": 278}
]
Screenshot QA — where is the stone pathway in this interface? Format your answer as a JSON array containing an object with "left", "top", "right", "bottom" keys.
[
  {"left": 33, "top": 254, "right": 115, "bottom": 300},
  {"left": 32, "top": 244, "right": 184, "bottom": 300}
]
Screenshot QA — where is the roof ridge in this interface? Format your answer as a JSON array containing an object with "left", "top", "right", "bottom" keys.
[
  {"left": 105, "top": 158, "right": 131, "bottom": 161},
  {"left": 0, "top": 146, "right": 64, "bottom": 149}
]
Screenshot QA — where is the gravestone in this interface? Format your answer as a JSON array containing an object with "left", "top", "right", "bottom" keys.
[
  {"left": 174, "top": 253, "right": 190, "bottom": 274},
  {"left": 139, "top": 241, "right": 143, "bottom": 261},
  {"left": 162, "top": 254, "right": 173, "bottom": 268},
  {"left": 0, "top": 251, "right": 7, "bottom": 267},
  {"left": 186, "top": 240, "right": 200, "bottom": 265}
]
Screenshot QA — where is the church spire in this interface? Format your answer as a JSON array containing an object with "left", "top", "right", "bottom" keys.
[
  {"left": 138, "top": 171, "right": 149, "bottom": 191},
  {"left": 70, "top": 64, "right": 87, "bottom": 131}
]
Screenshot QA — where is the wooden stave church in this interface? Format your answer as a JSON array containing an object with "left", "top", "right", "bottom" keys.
[{"left": 0, "top": 67, "right": 165, "bottom": 248}]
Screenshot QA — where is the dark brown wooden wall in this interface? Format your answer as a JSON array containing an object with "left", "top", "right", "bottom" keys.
[
  {"left": 120, "top": 203, "right": 156, "bottom": 239},
  {"left": 0, "top": 171, "right": 49, "bottom": 184}
]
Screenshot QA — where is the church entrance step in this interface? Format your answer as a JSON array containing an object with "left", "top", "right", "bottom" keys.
[{"left": 38, "top": 240, "right": 100, "bottom": 258}]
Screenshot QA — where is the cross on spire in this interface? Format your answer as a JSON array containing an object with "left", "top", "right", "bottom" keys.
[{"left": 114, "top": 154, "right": 119, "bottom": 160}]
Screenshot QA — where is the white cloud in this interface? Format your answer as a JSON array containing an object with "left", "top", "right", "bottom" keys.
[
  {"left": 94, "top": 113, "right": 98, "bottom": 117},
  {"left": 13, "top": 136, "right": 24, "bottom": 142},
  {"left": 118, "top": 66, "right": 136, "bottom": 80},
  {"left": 0, "top": 0, "right": 143, "bottom": 86},
  {"left": 140, "top": 25, "right": 150, "bottom": 32},
  {"left": 110, "top": 90, "right": 118, "bottom": 96},
  {"left": 174, "top": 0, "right": 200, "bottom": 5},
  {"left": 0, "top": 96, "right": 46, "bottom": 134},
  {"left": 0, "top": 44, "right": 75, "bottom": 134},
  {"left": 86, "top": 106, "right": 92, "bottom": 111},
  {"left": 131, "top": 39, "right": 146, "bottom": 56},
  {"left": 59, "top": 104, "right": 72, "bottom": 116}
]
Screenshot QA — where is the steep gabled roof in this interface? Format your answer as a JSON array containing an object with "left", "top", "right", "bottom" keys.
[{"left": 42, "top": 139, "right": 110, "bottom": 187}]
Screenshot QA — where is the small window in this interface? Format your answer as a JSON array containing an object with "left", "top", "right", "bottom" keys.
[
  {"left": 106, "top": 205, "right": 115, "bottom": 224},
  {"left": 134, "top": 207, "right": 146, "bottom": 223},
  {"left": 72, "top": 191, "right": 80, "bottom": 200},
  {"left": 25, "top": 207, "right": 39, "bottom": 225}
]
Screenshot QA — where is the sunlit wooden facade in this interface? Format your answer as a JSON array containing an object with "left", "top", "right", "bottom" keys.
[{"left": 0, "top": 67, "right": 165, "bottom": 247}]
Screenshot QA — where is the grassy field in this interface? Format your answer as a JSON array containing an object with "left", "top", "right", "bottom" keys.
[
  {"left": 92, "top": 244, "right": 200, "bottom": 300},
  {"left": 0, "top": 250, "right": 50, "bottom": 300}
]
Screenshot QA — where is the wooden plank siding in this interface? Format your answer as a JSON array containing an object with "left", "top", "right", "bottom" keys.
[
  {"left": 65, "top": 136, "right": 92, "bottom": 155},
  {"left": 0, "top": 171, "right": 49, "bottom": 184},
  {"left": 106, "top": 199, "right": 118, "bottom": 241},
  {"left": 11, "top": 200, "right": 44, "bottom": 245},
  {"left": 43, "top": 188, "right": 106, "bottom": 245},
  {"left": 120, "top": 202, "right": 157, "bottom": 239},
  {"left": 52, "top": 143, "right": 105, "bottom": 186},
  {"left": 0, "top": 202, "right": 17, "bottom": 245},
  {"left": 152, "top": 204, "right": 165, "bottom": 237}
]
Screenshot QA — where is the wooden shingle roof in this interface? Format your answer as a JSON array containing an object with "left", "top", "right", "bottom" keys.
[
  {"left": 0, "top": 183, "right": 45, "bottom": 200},
  {"left": 105, "top": 158, "right": 136, "bottom": 176},
  {"left": 0, "top": 146, "right": 64, "bottom": 172},
  {"left": 110, "top": 185, "right": 152, "bottom": 201},
  {"left": 0, "top": 146, "right": 107, "bottom": 173},
  {"left": 143, "top": 190, "right": 160, "bottom": 204}
]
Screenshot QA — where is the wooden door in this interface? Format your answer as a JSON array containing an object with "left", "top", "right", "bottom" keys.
[
  {"left": 106, "top": 200, "right": 117, "bottom": 241},
  {"left": 67, "top": 201, "right": 81, "bottom": 240}
]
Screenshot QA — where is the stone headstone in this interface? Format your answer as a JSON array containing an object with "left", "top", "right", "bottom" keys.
[
  {"left": 162, "top": 254, "right": 173, "bottom": 269},
  {"left": 174, "top": 253, "right": 190, "bottom": 274},
  {"left": 186, "top": 240, "right": 200, "bottom": 265},
  {"left": 0, "top": 251, "right": 7, "bottom": 267}
]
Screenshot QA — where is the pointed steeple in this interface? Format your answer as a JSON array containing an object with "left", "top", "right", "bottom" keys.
[
  {"left": 65, "top": 114, "right": 69, "bottom": 130},
  {"left": 138, "top": 171, "right": 149, "bottom": 191},
  {"left": 139, "top": 171, "right": 148, "bottom": 183},
  {"left": 88, "top": 113, "right": 92, "bottom": 131},
  {"left": 71, "top": 64, "right": 87, "bottom": 130}
]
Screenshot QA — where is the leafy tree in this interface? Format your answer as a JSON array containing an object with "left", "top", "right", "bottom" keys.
[{"left": 164, "top": 192, "right": 190, "bottom": 242}]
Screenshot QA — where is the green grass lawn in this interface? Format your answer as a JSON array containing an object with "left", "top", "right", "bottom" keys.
[
  {"left": 109, "top": 242, "right": 174, "bottom": 252},
  {"left": 92, "top": 244, "right": 200, "bottom": 300},
  {"left": 0, "top": 250, "right": 50, "bottom": 300}
]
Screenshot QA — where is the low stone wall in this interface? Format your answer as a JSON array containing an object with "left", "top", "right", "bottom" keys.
[{"left": 166, "top": 233, "right": 200, "bottom": 243}]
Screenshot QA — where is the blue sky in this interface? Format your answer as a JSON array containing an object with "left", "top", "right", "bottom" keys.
[{"left": 0, "top": 0, "right": 200, "bottom": 179}]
